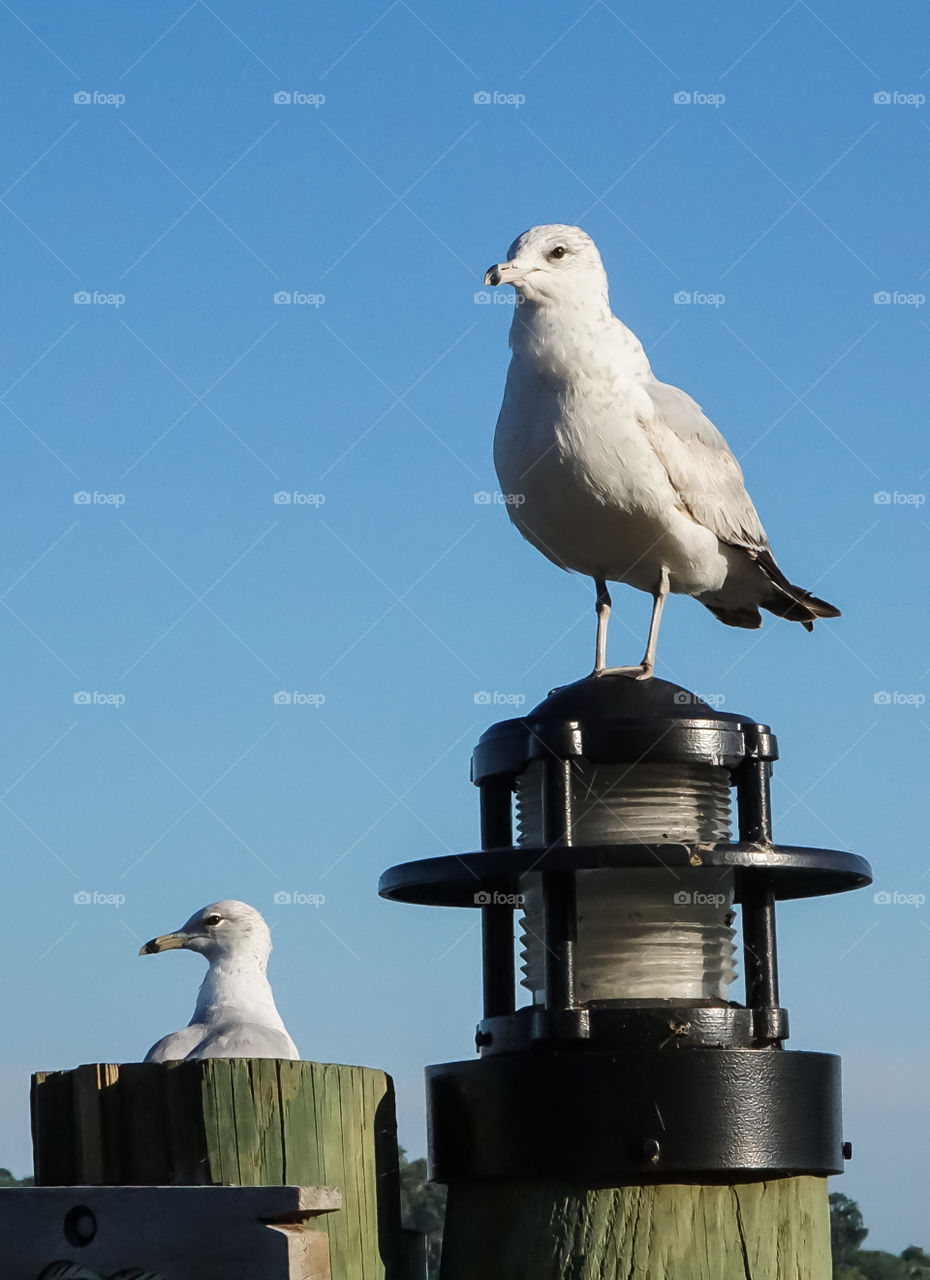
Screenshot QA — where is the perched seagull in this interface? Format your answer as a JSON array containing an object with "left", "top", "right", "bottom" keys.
[
  {"left": 139, "top": 900, "right": 299, "bottom": 1062},
  {"left": 484, "top": 224, "right": 840, "bottom": 678}
]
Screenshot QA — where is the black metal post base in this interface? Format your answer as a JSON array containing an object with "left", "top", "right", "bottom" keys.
[{"left": 427, "top": 1048, "right": 845, "bottom": 1183}]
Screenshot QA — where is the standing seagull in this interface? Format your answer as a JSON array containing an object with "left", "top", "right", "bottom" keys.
[
  {"left": 139, "top": 900, "right": 299, "bottom": 1062},
  {"left": 485, "top": 224, "right": 840, "bottom": 678}
]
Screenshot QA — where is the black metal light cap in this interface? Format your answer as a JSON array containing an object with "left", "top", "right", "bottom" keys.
[
  {"left": 471, "top": 675, "right": 776, "bottom": 781},
  {"left": 427, "top": 1049, "right": 844, "bottom": 1182}
]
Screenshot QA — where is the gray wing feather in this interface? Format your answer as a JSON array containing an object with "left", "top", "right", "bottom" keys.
[
  {"left": 639, "top": 379, "right": 770, "bottom": 554},
  {"left": 143, "top": 1025, "right": 204, "bottom": 1063},
  {"left": 187, "top": 1024, "right": 299, "bottom": 1060}
]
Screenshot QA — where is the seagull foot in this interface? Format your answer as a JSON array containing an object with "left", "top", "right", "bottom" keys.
[{"left": 591, "top": 663, "right": 654, "bottom": 681}]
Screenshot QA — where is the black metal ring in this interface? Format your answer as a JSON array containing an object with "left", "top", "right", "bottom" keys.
[
  {"left": 427, "top": 1048, "right": 845, "bottom": 1182},
  {"left": 379, "top": 842, "right": 872, "bottom": 907}
]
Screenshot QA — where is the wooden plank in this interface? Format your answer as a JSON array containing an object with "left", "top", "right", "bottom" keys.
[
  {"left": 98, "top": 1062, "right": 122, "bottom": 1184},
  {"left": 252, "top": 1059, "right": 284, "bottom": 1185},
  {"left": 31, "top": 1070, "right": 76, "bottom": 1186},
  {"left": 278, "top": 1060, "right": 322, "bottom": 1188},
  {"left": 372, "top": 1070, "right": 404, "bottom": 1277},
  {"left": 438, "top": 1176, "right": 832, "bottom": 1279},
  {"left": 316, "top": 1063, "right": 353, "bottom": 1278},
  {"left": 164, "top": 1061, "right": 209, "bottom": 1185},
  {"left": 203, "top": 1057, "right": 241, "bottom": 1185},
  {"left": 118, "top": 1061, "right": 170, "bottom": 1185},
  {"left": 229, "top": 1059, "right": 262, "bottom": 1186},
  {"left": 72, "top": 1064, "right": 106, "bottom": 1185}
]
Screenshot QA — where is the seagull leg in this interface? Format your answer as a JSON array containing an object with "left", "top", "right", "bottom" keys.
[
  {"left": 593, "top": 567, "right": 670, "bottom": 681},
  {"left": 593, "top": 577, "right": 611, "bottom": 673}
]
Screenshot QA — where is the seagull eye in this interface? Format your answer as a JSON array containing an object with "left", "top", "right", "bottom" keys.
[
  {"left": 549, "top": 246, "right": 566, "bottom": 260},
  {"left": 203, "top": 914, "right": 223, "bottom": 927}
]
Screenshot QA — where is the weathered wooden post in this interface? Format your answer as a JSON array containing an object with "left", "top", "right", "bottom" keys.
[
  {"left": 379, "top": 676, "right": 872, "bottom": 1279},
  {"left": 21, "top": 1057, "right": 405, "bottom": 1279}
]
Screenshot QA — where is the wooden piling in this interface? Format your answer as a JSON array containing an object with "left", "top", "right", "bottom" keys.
[
  {"left": 438, "top": 1176, "right": 831, "bottom": 1279},
  {"left": 32, "top": 1059, "right": 404, "bottom": 1280}
]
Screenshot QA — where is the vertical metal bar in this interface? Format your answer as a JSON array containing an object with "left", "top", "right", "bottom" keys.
[
  {"left": 741, "top": 877, "right": 780, "bottom": 1010},
  {"left": 541, "top": 758, "right": 577, "bottom": 1011},
  {"left": 736, "top": 759, "right": 773, "bottom": 844},
  {"left": 736, "top": 756, "right": 781, "bottom": 1041},
  {"left": 480, "top": 776, "right": 513, "bottom": 851},
  {"left": 479, "top": 778, "right": 515, "bottom": 1019}
]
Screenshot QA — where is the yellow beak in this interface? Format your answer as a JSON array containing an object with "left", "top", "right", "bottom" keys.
[{"left": 139, "top": 931, "right": 188, "bottom": 955}]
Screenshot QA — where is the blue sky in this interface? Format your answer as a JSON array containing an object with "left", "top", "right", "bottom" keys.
[{"left": 0, "top": 0, "right": 927, "bottom": 1252}]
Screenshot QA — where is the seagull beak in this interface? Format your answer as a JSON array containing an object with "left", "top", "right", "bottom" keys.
[
  {"left": 484, "top": 259, "right": 529, "bottom": 287},
  {"left": 139, "top": 931, "right": 189, "bottom": 955}
]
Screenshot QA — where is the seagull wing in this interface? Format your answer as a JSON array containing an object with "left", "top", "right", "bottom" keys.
[
  {"left": 186, "top": 1023, "right": 299, "bottom": 1060},
  {"left": 143, "top": 1025, "right": 205, "bottom": 1063},
  {"left": 638, "top": 378, "right": 771, "bottom": 555}
]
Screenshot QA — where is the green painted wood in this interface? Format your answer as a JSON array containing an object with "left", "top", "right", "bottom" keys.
[
  {"left": 254, "top": 1059, "right": 284, "bottom": 1185},
  {"left": 32, "top": 1059, "right": 402, "bottom": 1279},
  {"left": 278, "top": 1057, "right": 321, "bottom": 1186},
  {"left": 202, "top": 1056, "right": 239, "bottom": 1185},
  {"left": 439, "top": 1176, "right": 832, "bottom": 1280}
]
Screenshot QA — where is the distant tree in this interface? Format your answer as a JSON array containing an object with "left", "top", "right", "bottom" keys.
[
  {"left": 398, "top": 1147, "right": 446, "bottom": 1279},
  {"left": 900, "top": 1246, "right": 930, "bottom": 1278},
  {"left": 831, "top": 1193, "right": 869, "bottom": 1265},
  {"left": 0, "top": 1168, "right": 33, "bottom": 1187},
  {"left": 829, "top": 1192, "right": 929, "bottom": 1280},
  {"left": 854, "top": 1252, "right": 910, "bottom": 1280}
]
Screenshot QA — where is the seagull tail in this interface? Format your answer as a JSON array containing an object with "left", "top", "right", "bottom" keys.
[
  {"left": 704, "top": 603, "right": 763, "bottom": 629},
  {"left": 757, "top": 552, "right": 842, "bottom": 631}
]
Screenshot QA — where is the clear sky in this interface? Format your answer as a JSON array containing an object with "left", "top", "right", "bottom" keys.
[{"left": 0, "top": 0, "right": 927, "bottom": 1252}]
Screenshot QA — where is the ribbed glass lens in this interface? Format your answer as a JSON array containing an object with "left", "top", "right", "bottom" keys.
[{"left": 515, "top": 759, "right": 738, "bottom": 1003}]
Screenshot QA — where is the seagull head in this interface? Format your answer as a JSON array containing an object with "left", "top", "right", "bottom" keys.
[
  {"left": 484, "top": 224, "right": 609, "bottom": 309},
  {"left": 139, "top": 899, "right": 273, "bottom": 968}
]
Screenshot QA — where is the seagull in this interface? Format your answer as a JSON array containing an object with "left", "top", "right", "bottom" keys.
[
  {"left": 484, "top": 224, "right": 840, "bottom": 678},
  {"left": 139, "top": 900, "right": 299, "bottom": 1062}
]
